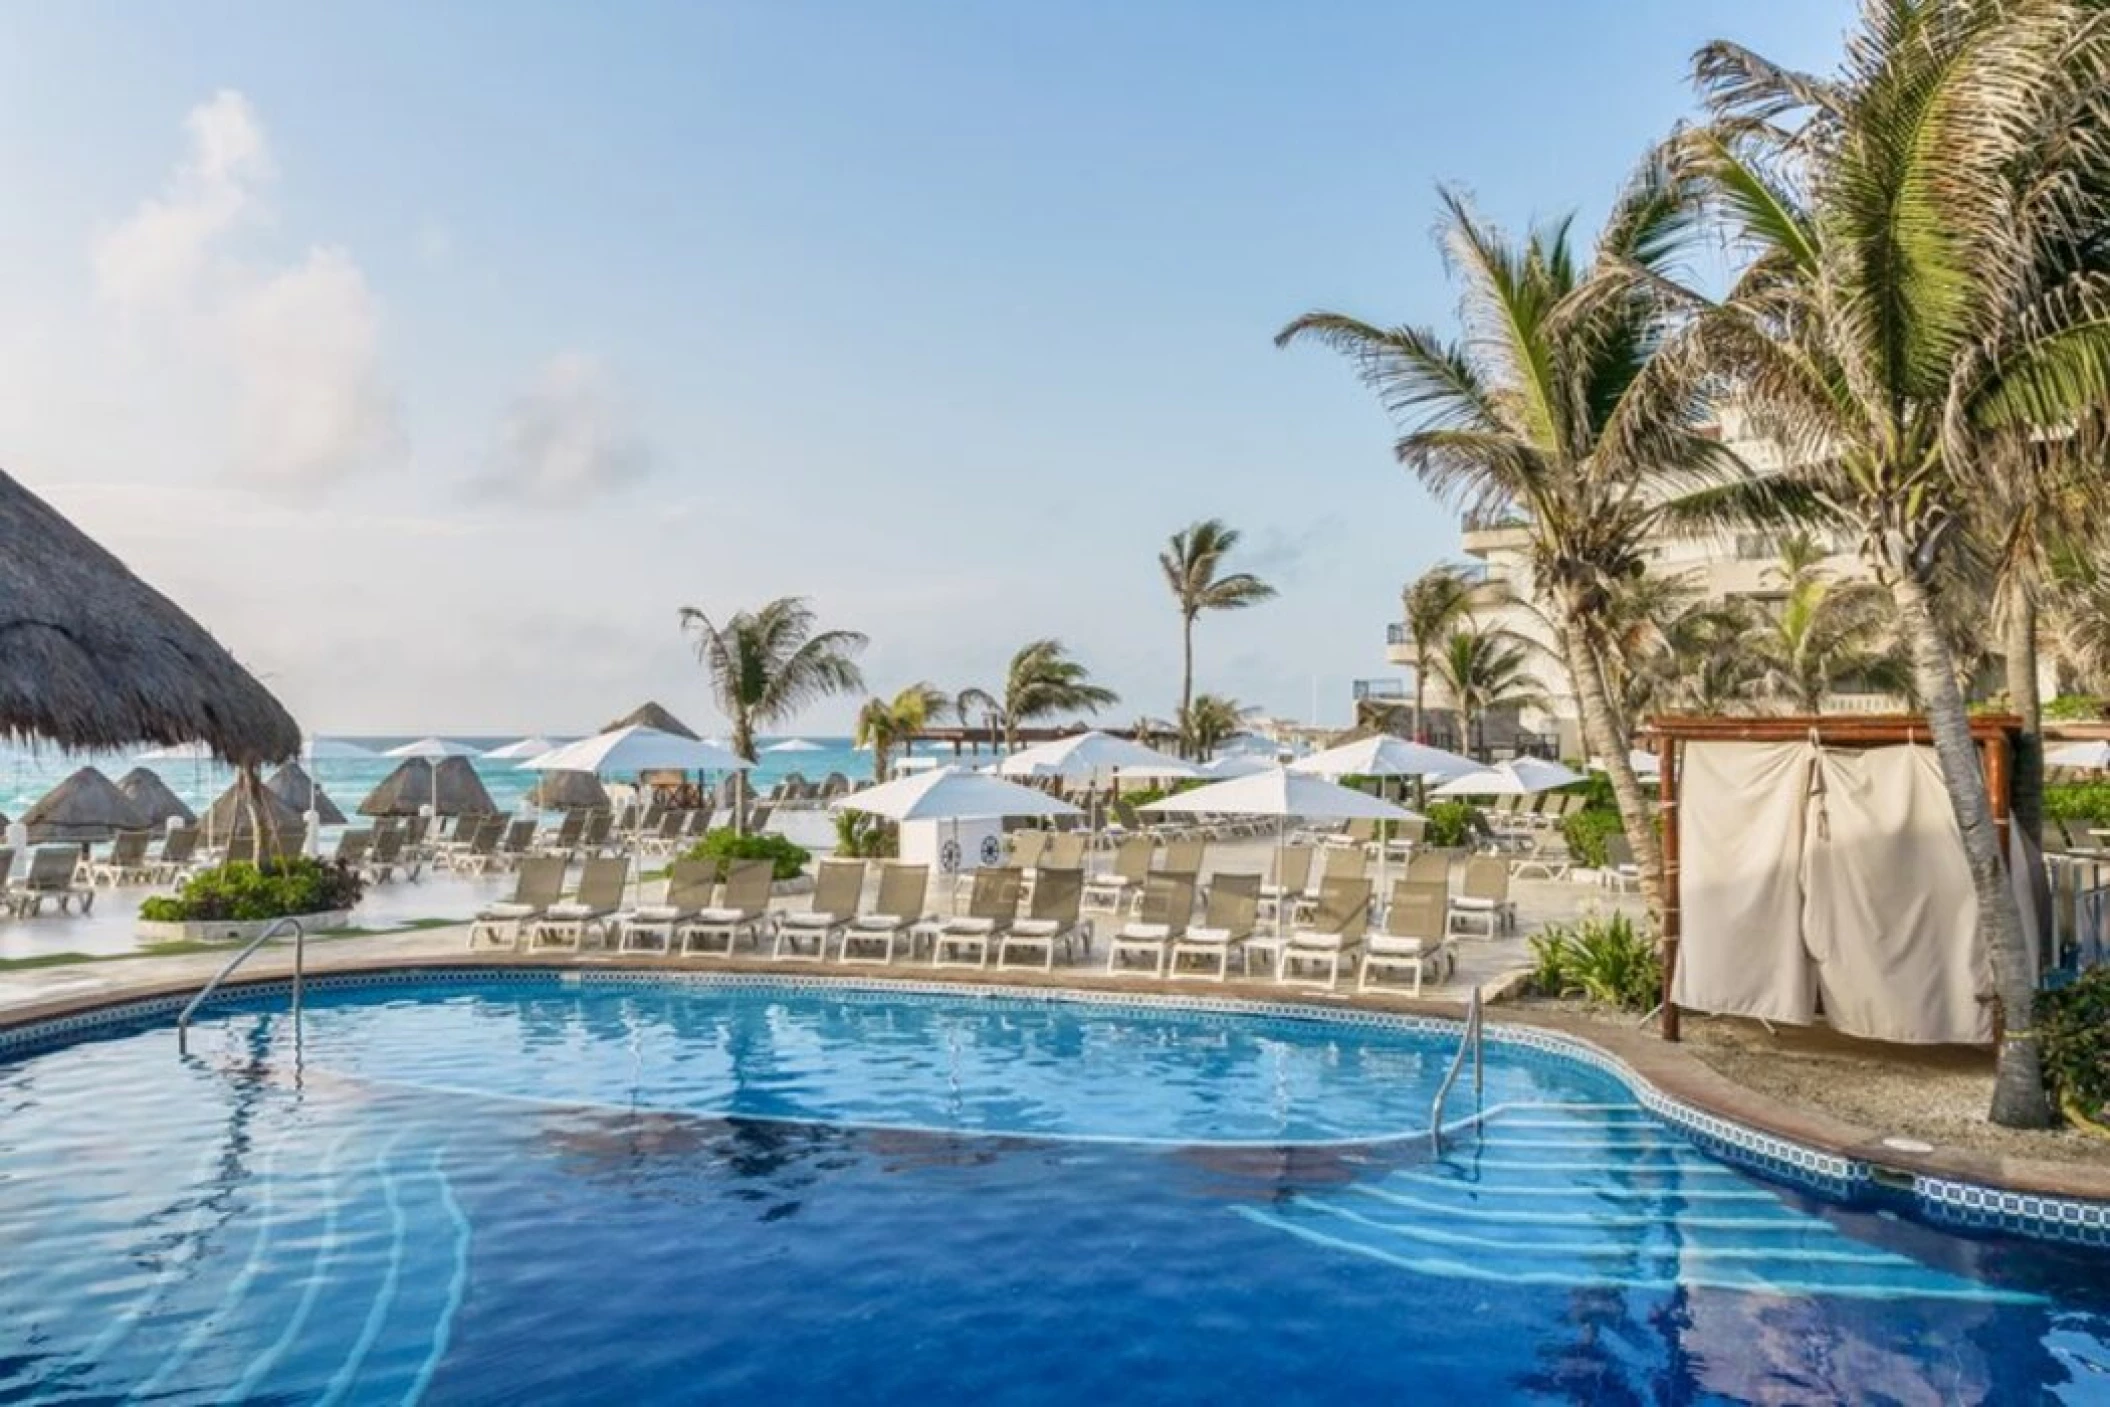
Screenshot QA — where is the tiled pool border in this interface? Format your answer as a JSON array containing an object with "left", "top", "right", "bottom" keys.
[{"left": 2, "top": 964, "right": 2104, "bottom": 1249}]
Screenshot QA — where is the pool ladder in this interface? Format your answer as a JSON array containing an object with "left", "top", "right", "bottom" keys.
[
  {"left": 175, "top": 916, "right": 307, "bottom": 1056},
  {"left": 1428, "top": 985, "right": 1483, "bottom": 1154}
]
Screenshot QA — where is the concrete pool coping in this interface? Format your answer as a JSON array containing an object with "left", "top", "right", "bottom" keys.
[{"left": 1, "top": 936, "right": 2105, "bottom": 1223}]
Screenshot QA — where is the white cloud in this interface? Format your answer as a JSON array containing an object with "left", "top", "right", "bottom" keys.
[
  {"left": 473, "top": 353, "right": 651, "bottom": 504},
  {"left": 91, "top": 90, "right": 402, "bottom": 490}
]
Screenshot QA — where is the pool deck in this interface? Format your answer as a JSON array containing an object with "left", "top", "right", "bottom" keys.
[{"left": 2, "top": 858, "right": 2105, "bottom": 1208}]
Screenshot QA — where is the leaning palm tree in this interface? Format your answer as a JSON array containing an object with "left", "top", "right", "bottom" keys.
[
  {"left": 1183, "top": 694, "right": 1252, "bottom": 761},
  {"left": 1278, "top": 154, "right": 1756, "bottom": 905},
  {"left": 1675, "top": 0, "right": 2110, "bottom": 1125},
  {"left": 853, "top": 681, "right": 950, "bottom": 782},
  {"left": 1430, "top": 625, "right": 1547, "bottom": 758},
  {"left": 1159, "top": 519, "right": 1276, "bottom": 755},
  {"left": 678, "top": 597, "right": 867, "bottom": 828},
  {"left": 1744, "top": 572, "right": 1906, "bottom": 714},
  {"left": 986, "top": 639, "right": 1119, "bottom": 750},
  {"left": 1400, "top": 563, "right": 1480, "bottom": 743}
]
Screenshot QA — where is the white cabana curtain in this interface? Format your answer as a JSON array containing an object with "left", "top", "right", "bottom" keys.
[
  {"left": 1675, "top": 740, "right": 2002, "bottom": 1045},
  {"left": 1670, "top": 741, "right": 1815, "bottom": 1024}
]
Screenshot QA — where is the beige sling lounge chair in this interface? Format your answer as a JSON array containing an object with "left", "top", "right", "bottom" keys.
[
  {"left": 837, "top": 863, "right": 931, "bottom": 964},
  {"left": 1107, "top": 872, "right": 1197, "bottom": 977},
  {"left": 14, "top": 846, "right": 94, "bottom": 915},
  {"left": 929, "top": 867, "right": 1024, "bottom": 968},
  {"left": 535, "top": 856, "right": 632, "bottom": 950},
  {"left": 622, "top": 857, "right": 718, "bottom": 953},
  {"left": 1359, "top": 881, "right": 1454, "bottom": 996},
  {"left": 1278, "top": 875, "right": 1373, "bottom": 989},
  {"left": 468, "top": 856, "right": 567, "bottom": 949},
  {"left": 773, "top": 858, "right": 866, "bottom": 960},
  {"left": 1169, "top": 872, "right": 1260, "bottom": 980},
  {"left": 680, "top": 859, "right": 775, "bottom": 956},
  {"left": 1448, "top": 855, "right": 1516, "bottom": 938},
  {"left": 998, "top": 867, "right": 1088, "bottom": 971}
]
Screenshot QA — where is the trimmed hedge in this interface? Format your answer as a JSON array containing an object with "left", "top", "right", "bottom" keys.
[
  {"left": 685, "top": 828, "right": 811, "bottom": 881},
  {"left": 2045, "top": 781, "right": 2110, "bottom": 828},
  {"left": 1422, "top": 801, "right": 1484, "bottom": 848},
  {"left": 2042, "top": 968, "right": 2110, "bottom": 1128},
  {"left": 138, "top": 858, "right": 365, "bottom": 924},
  {"left": 1561, "top": 807, "right": 1626, "bottom": 869}
]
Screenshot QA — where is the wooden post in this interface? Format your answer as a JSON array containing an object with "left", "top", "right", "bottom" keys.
[
  {"left": 1984, "top": 733, "right": 2012, "bottom": 869},
  {"left": 1657, "top": 732, "right": 1681, "bottom": 1043}
]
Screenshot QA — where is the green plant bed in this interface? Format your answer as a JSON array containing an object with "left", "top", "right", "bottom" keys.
[
  {"left": 137, "top": 858, "right": 366, "bottom": 925},
  {"left": 1421, "top": 801, "right": 1484, "bottom": 848},
  {"left": 685, "top": 828, "right": 812, "bottom": 881},
  {"left": 2044, "top": 782, "right": 2110, "bottom": 828},
  {"left": 1526, "top": 912, "right": 1662, "bottom": 1011},
  {"left": 2041, "top": 968, "right": 2110, "bottom": 1129},
  {"left": 834, "top": 812, "right": 898, "bottom": 859},
  {"left": 1560, "top": 807, "right": 1626, "bottom": 869}
]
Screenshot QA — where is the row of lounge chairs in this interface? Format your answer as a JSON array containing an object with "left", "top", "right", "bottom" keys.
[{"left": 2, "top": 847, "right": 97, "bottom": 916}]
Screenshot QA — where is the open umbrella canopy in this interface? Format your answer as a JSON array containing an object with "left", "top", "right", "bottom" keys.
[
  {"left": 996, "top": 730, "right": 1195, "bottom": 780},
  {"left": 116, "top": 766, "right": 197, "bottom": 827},
  {"left": 1589, "top": 748, "right": 1662, "bottom": 780},
  {"left": 1195, "top": 754, "right": 1273, "bottom": 780},
  {"left": 599, "top": 702, "right": 699, "bottom": 740},
  {"left": 483, "top": 735, "right": 559, "bottom": 762},
  {"left": 762, "top": 738, "right": 825, "bottom": 753},
  {"left": 525, "top": 725, "right": 747, "bottom": 776},
  {"left": 1291, "top": 734, "right": 1481, "bottom": 782},
  {"left": 384, "top": 736, "right": 481, "bottom": 759},
  {"left": 2047, "top": 739, "right": 2110, "bottom": 770},
  {"left": 303, "top": 738, "right": 379, "bottom": 760},
  {"left": 1432, "top": 757, "right": 1586, "bottom": 797},
  {"left": 1139, "top": 767, "right": 1419, "bottom": 822},
  {"left": 201, "top": 776, "right": 307, "bottom": 845},
  {"left": 0, "top": 469, "right": 300, "bottom": 765},
  {"left": 266, "top": 761, "right": 346, "bottom": 825},
  {"left": 133, "top": 741, "right": 218, "bottom": 763},
  {"left": 24, "top": 766, "right": 151, "bottom": 842},
  {"left": 833, "top": 767, "right": 1083, "bottom": 822},
  {"left": 359, "top": 757, "right": 499, "bottom": 816},
  {"left": 525, "top": 769, "right": 611, "bottom": 811}
]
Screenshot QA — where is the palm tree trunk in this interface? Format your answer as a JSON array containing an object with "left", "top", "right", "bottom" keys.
[
  {"left": 732, "top": 718, "right": 754, "bottom": 836},
  {"left": 1412, "top": 654, "right": 1426, "bottom": 743},
  {"left": 1179, "top": 614, "right": 1195, "bottom": 758},
  {"left": 1890, "top": 572, "right": 2051, "bottom": 1129},
  {"left": 1557, "top": 612, "right": 1662, "bottom": 911},
  {"left": 2004, "top": 591, "right": 2044, "bottom": 851}
]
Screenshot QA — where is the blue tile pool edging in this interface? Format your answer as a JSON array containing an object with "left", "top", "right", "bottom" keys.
[{"left": 2, "top": 964, "right": 2104, "bottom": 1249}]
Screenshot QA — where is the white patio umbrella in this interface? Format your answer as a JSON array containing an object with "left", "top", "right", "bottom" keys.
[
  {"left": 1590, "top": 748, "right": 1662, "bottom": 780},
  {"left": 834, "top": 767, "right": 1082, "bottom": 913},
  {"left": 763, "top": 738, "right": 826, "bottom": 754},
  {"left": 134, "top": 741, "right": 216, "bottom": 762},
  {"left": 524, "top": 726, "right": 752, "bottom": 905},
  {"left": 302, "top": 737, "right": 379, "bottom": 760},
  {"left": 484, "top": 735, "right": 559, "bottom": 763},
  {"left": 1291, "top": 735, "right": 1481, "bottom": 784},
  {"left": 997, "top": 730, "right": 1195, "bottom": 781},
  {"left": 1431, "top": 757, "right": 1586, "bottom": 797},
  {"left": 1196, "top": 754, "right": 1272, "bottom": 779},
  {"left": 1143, "top": 767, "right": 1421, "bottom": 935},
  {"left": 2047, "top": 739, "right": 2110, "bottom": 769}
]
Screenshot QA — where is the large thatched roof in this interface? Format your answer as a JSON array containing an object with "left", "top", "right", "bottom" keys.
[
  {"left": 525, "top": 768, "right": 611, "bottom": 811},
  {"left": 116, "top": 766, "right": 197, "bottom": 827},
  {"left": 24, "top": 766, "right": 150, "bottom": 842},
  {"left": 600, "top": 701, "right": 698, "bottom": 739},
  {"left": 0, "top": 469, "right": 301, "bottom": 764},
  {"left": 202, "top": 774, "right": 307, "bottom": 846},
  {"left": 359, "top": 756, "right": 499, "bottom": 817},
  {"left": 266, "top": 761, "right": 346, "bottom": 825}
]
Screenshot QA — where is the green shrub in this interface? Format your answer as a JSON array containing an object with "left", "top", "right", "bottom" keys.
[
  {"left": 2041, "top": 969, "right": 2110, "bottom": 1126},
  {"left": 686, "top": 828, "right": 811, "bottom": 881},
  {"left": 1422, "top": 801, "right": 1484, "bottom": 848},
  {"left": 833, "top": 812, "right": 898, "bottom": 860},
  {"left": 1561, "top": 807, "right": 1626, "bottom": 869},
  {"left": 2044, "top": 695, "right": 2106, "bottom": 722},
  {"left": 2045, "top": 782, "right": 2110, "bottom": 827},
  {"left": 138, "top": 858, "right": 365, "bottom": 924},
  {"left": 1525, "top": 913, "right": 1662, "bottom": 1012}
]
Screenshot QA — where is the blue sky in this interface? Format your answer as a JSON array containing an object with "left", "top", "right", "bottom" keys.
[{"left": 0, "top": 1, "right": 1847, "bottom": 735}]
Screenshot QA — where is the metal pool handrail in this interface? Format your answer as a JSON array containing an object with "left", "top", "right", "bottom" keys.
[
  {"left": 1429, "top": 985, "right": 1484, "bottom": 1153},
  {"left": 176, "top": 915, "right": 307, "bottom": 1055}
]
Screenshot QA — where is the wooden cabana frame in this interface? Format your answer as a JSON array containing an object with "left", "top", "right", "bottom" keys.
[{"left": 1640, "top": 713, "right": 2023, "bottom": 1043}]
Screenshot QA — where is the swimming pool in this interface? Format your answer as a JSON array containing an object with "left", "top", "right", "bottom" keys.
[{"left": 2, "top": 975, "right": 2105, "bottom": 1403}]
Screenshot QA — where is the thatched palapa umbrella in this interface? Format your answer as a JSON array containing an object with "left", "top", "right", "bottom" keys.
[
  {"left": 117, "top": 766, "right": 197, "bottom": 827},
  {"left": 0, "top": 469, "right": 300, "bottom": 764},
  {"left": 266, "top": 761, "right": 346, "bottom": 826},
  {"left": 201, "top": 775, "right": 307, "bottom": 853},
  {"left": 526, "top": 768, "right": 610, "bottom": 811},
  {"left": 359, "top": 757, "right": 499, "bottom": 817},
  {"left": 600, "top": 701, "right": 699, "bottom": 740},
  {"left": 24, "top": 766, "right": 150, "bottom": 843}
]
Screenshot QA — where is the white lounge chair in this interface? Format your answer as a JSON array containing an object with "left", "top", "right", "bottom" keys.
[
  {"left": 1448, "top": 855, "right": 1516, "bottom": 938},
  {"left": 622, "top": 857, "right": 717, "bottom": 953},
  {"left": 535, "top": 856, "right": 632, "bottom": 950},
  {"left": 998, "top": 867, "right": 1089, "bottom": 971},
  {"left": 1359, "top": 880, "right": 1454, "bottom": 996},
  {"left": 772, "top": 858, "right": 866, "bottom": 960},
  {"left": 1278, "top": 875, "right": 1373, "bottom": 989},
  {"left": 929, "top": 868, "right": 1024, "bottom": 969},
  {"left": 467, "top": 856, "right": 567, "bottom": 949},
  {"left": 1107, "top": 872, "right": 1197, "bottom": 977},
  {"left": 1169, "top": 872, "right": 1261, "bottom": 980},
  {"left": 680, "top": 859, "right": 775, "bottom": 956},
  {"left": 837, "top": 863, "right": 931, "bottom": 964}
]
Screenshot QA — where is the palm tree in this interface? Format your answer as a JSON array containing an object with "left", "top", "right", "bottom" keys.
[
  {"left": 1401, "top": 563, "right": 1480, "bottom": 742},
  {"left": 1159, "top": 519, "right": 1276, "bottom": 755},
  {"left": 1183, "top": 694, "right": 1251, "bottom": 761},
  {"left": 966, "top": 640, "right": 1120, "bottom": 750},
  {"left": 1278, "top": 154, "right": 1757, "bottom": 906},
  {"left": 677, "top": 596, "right": 867, "bottom": 828},
  {"left": 1595, "top": 570, "right": 1760, "bottom": 719},
  {"left": 1675, "top": 1, "right": 2110, "bottom": 1125},
  {"left": 1744, "top": 539, "right": 1907, "bottom": 713},
  {"left": 853, "top": 681, "right": 950, "bottom": 782},
  {"left": 1431, "top": 625, "right": 1547, "bottom": 758}
]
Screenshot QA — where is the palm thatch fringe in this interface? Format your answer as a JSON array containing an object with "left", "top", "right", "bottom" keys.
[
  {"left": 201, "top": 769, "right": 306, "bottom": 855},
  {"left": 24, "top": 766, "right": 150, "bottom": 843},
  {"left": 525, "top": 768, "right": 610, "bottom": 811},
  {"left": 0, "top": 468, "right": 300, "bottom": 763},
  {"left": 358, "top": 757, "right": 500, "bottom": 817},
  {"left": 116, "top": 766, "right": 197, "bottom": 827}
]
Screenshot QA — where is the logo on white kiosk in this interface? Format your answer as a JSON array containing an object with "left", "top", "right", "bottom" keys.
[{"left": 939, "top": 838, "right": 961, "bottom": 873}]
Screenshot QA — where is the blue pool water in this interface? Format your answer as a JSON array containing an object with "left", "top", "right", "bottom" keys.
[{"left": 1, "top": 978, "right": 2105, "bottom": 1404}]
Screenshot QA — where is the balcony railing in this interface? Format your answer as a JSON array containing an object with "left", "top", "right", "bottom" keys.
[
  {"left": 1385, "top": 622, "right": 1410, "bottom": 647},
  {"left": 1352, "top": 678, "right": 1407, "bottom": 702}
]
